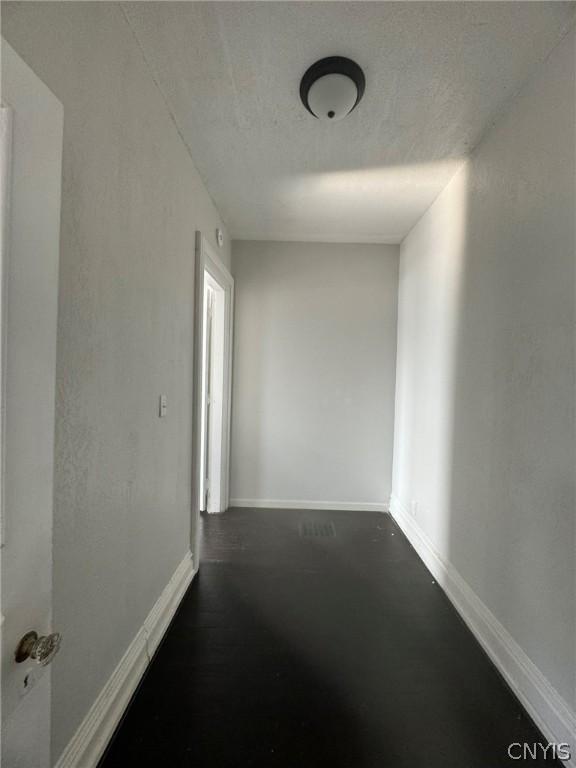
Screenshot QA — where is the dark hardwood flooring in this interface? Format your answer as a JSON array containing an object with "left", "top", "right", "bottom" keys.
[{"left": 99, "top": 508, "right": 559, "bottom": 767}]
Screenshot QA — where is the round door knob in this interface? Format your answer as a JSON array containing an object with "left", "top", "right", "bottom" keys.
[{"left": 15, "top": 630, "right": 62, "bottom": 666}]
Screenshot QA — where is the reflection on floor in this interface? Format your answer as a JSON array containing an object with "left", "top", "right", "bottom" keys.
[{"left": 99, "top": 508, "right": 558, "bottom": 767}]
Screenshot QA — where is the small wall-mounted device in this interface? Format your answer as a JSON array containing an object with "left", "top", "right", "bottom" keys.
[
  {"left": 159, "top": 394, "right": 167, "bottom": 418},
  {"left": 216, "top": 228, "right": 224, "bottom": 248}
]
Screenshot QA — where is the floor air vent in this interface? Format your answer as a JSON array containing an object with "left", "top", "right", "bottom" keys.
[{"left": 299, "top": 521, "right": 336, "bottom": 538}]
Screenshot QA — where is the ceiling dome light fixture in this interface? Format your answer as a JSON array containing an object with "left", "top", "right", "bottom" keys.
[{"left": 300, "top": 56, "right": 365, "bottom": 122}]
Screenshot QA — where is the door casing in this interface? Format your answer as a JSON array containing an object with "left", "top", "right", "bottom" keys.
[{"left": 192, "top": 233, "right": 234, "bottom": 556}]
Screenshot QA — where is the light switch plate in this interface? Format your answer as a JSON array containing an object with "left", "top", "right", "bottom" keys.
[{"left": 159, "top": 394, "right": 167, "bottom": 418}]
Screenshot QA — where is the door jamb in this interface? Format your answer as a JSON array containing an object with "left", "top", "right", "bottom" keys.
[
  {"left": 0, "top": 96, "right": 13, "bottom": 748},
  {"left": 0, "top": 106, "right": 12, "bottom": 550},
  {"left": 192, "top": 232, "right": 234, "bottom": 559}
]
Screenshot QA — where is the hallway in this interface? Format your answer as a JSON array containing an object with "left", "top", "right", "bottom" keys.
[
  {"left": 100, "top": 509, "right": 557, "bottom": 768},
  {"left": 1, "top": 5, "right": 574, "bottom": 764}
]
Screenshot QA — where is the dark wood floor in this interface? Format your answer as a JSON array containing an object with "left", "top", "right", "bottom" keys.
[{"left": 100, "top": 508, "right": 558, "bottom": 767}]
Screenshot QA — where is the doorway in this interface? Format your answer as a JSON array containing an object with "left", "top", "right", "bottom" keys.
[
  {"left": 193, "top": 232, "right": 234, "bottom": 545},
  {"left": 199, "top": 271, "right": 226, "bottom": 513}
]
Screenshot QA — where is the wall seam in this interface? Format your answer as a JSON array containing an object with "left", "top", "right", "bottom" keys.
[
  {"left": 118, "top": 2, "right": 229, "bottom": 231},
  {"left": 399, "top": 10, "right": 576, "bottom": 248}
]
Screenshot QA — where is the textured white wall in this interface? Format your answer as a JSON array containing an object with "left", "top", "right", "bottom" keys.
[
  {"left": 230, "top": 241, "right": 399, "bottom": 509},
  {"left": 2, "top": 3, "right": 229, "bottom": 761},
  {"left": 392, "top": 27, "right": 575, "bottom": 711}
]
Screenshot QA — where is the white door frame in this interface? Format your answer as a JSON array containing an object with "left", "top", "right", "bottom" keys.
[
  {"left": 192, "top": 233, "right": 233, "bottom": 544},
  {"left": 0, "top": 91, "right": 12, "bottom": 768},
  {"left": 0, "top": 106, "right": 12, "bottom": 549},
  {"left": 199, "top": 279, "right": 214, "bottom": 512}
]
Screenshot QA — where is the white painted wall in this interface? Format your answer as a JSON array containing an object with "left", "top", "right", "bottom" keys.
[
  {"left": 230, "top": 240, "right": 399, "bottom": 510},
  {"left": 392, "top": 25, "right": 575, "bottom": 737},
  {"left": 2, "top": 3, "right": 229, "bottom": 762}
]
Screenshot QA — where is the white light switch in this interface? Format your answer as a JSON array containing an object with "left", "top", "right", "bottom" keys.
[{"left": 159, "top": 394, "right": 167, "bottom": 418}]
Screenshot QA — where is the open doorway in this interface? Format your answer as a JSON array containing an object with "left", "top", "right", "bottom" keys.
[
  {"left": 193, "top": 232, "right": 234, "bottom": 534},
  {"left": 199, "top": 271, "right": 226, "bottom": 513}
]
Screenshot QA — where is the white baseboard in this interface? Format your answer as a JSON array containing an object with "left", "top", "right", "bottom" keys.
[
  {"left": 389, "top": 494, "right": 576, "bottom": 767},
  {"left": 54, "top": 551, "right": 196, "bottom": 768},
  {"left": 229, "top": 498, "right": 388, "bottom": 512}
]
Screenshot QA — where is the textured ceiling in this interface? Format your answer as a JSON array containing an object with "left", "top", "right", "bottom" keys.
[{"left": 123, "top": 2, "right": 575, "bottom": 243}]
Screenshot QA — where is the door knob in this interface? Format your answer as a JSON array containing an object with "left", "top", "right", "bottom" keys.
[{"left": 15, "top": 630, "right": 61, "bottom": 666}]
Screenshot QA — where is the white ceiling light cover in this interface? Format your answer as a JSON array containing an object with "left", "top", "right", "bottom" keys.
[{"left": 307, "top": 73, "right": 359, "bottom": 122}]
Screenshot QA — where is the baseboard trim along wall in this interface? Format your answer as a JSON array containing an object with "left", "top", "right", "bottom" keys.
[
  {"left": 229, "top": 498, "right": 389, "bottom": 512},
  {"left": 54, "top": 551, "right": 197, "bottom": 768},
  {"left": 389, "top": 494, "right": 576, "bottom": 768}
]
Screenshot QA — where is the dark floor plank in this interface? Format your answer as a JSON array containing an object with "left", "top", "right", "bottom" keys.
[{"left": 99, "top": 508, "right": 560, "bottom": 767}]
